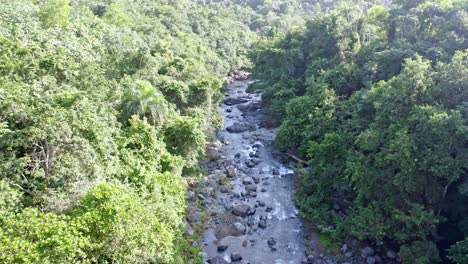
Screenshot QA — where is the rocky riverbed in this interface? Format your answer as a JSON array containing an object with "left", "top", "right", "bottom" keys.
[
  {"left": 186, "top": 80, "right": 403, "bottom": 264},
  {"left": 196, "top": 79, "right": 306, "bottom": 264}
]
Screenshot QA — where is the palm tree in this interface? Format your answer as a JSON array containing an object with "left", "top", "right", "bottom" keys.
[{"left": 120, "top": 80, "right": 170, "bottom": 126}]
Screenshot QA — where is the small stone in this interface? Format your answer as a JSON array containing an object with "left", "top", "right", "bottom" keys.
[
  {"left": 242, "top": 240, "right": 248, "bottom": 247},
  {"left": 260, "top": 188, "right": 267, "bottom": 192},
  {"left": 235, "top": 153, "right": 241, "bottom": 158},
  {"left": 266, "top": 206, "right": 273, "bottom": 212},
  {"left": 257, "top": 200, "right": 266, "bottom": 207},
  {"left": 231, "top": 253, "right": 242, "bottom": 262},
  {"left": 252, "top": 176, "right": 260, "bottom": 184},
  {"left": 345, "top": 252, "right": 353, "bottom": 258},
  {"left": 272, "top": 168, "right": 280, "bottom": 175},
  {"left": 217, "top": 245, "right": 228, "bottom": 252},
  {"left": 258, "top": 219, "right": 267, "bottom": 229},
  {"left": 226, "top": 108, "right": 232, "bottom": 113},
  {"left": 267, "top": 237, "right": 276, "bottom": 247}
]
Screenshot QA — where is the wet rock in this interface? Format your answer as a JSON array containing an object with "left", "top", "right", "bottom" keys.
[
  {"left": 226, "top": 122, "right": 256, "bottom": 133},
  {"left": 232, "top": 204, "right": 251, "bottom": 217},
  {"left": 234, "top": 153, "right": 241, "bottom": 158},
  {"left": 345, "top": 252, "right": 353, "bottom": 258},
  {"left": 260, "top": 187, "right": 267, "bottom": 192},
  {"left": 272, "top": 168, "right": 280, "bottom": 175},
  {"left": 224, "top": 97, "right": 249, "bottom": 105},
  {"left": 231, "top": 253, "right": 243, "bottom": 262},
  {"left": 257, "top": 200, "right": 266, "bottom": 207},
  {"left": 267, "top": 237, "right": 276, "bottom": 246},
  {"left": 266, "top": 206, "right": 273, "bottom": 212},
  {"left": 226, "top": 108, "right": 233, "bottom": 113},
  {"left": 219, "top": 186, "right": 229, "bottom": 193},
  {"left": 258, "top": 219, "right": 267, "bottom": 229},
  {"left": 242, "top": 240, "right": 248, "bottom": 247},
  {"left": 386, "top": 250, "right": 398, "bottom": 259},
  {"left": 249, "top": 152, "right": 255, "bottom": 158},
  {"left": 217, "top": 245, "right": 228, "bottom": 252},
  {"left": 225, "top": 165, "right": 238, "bottom": 178},
  {"left": 245, "top": 185, "right": 257, "bottom": 192},
  {"left": 249, "top": 191, "right": 257, "bottom": 197},
  {"left": 245, "top": 161, "right": 255, "bottom": 168},
  {"left": 361, "top": 247, "right": 375, "bottom": 257},
  {"left": 208, "top": 255, "right": 229, "bottom": 264},
  {"left": 242, "top": 177, "right": 253, "bottom": 185},
  {"left": 252, "top": 176, "right": 260, "bottom": 184}
]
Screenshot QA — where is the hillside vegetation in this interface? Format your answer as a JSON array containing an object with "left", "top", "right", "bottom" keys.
[
  {"left": 0, "top": 0, "right": 466, "bottom": 263},
  {"left": 250, "top": 0, "right": 467, "bottom": 263}
]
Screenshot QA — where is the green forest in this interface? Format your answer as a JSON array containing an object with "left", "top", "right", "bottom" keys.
[{"left": 0, "top": 0, "right": 466, "bottom": 263}]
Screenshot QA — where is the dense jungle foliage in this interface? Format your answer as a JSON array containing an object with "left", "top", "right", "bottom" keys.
[
  {"left": 0, "top": 0, "right": 466, "bottom": 263},
  {"left": 250, "top": 0, "right": 467, "bottom": 263}
]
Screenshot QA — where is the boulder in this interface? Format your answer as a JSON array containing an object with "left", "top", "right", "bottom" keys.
[
  {"left": 224, "top": 97, "right": 250, "bottom": 105},
  {"left": 232, "top": 204, "right": 251, "bottom": 217},
  {"left": 226, "top": 122, "right": 256, "bottom": 133},
  {"left": 215, "top": 222, "right": 246, "bottom": 238},
  {"left": 245, "top": 185, "right": 257, "bottom": 193},
  {"left": 225, "top": 165, "right": 238, "bottom": 178},
  {"left": 231, "top": 253, "right": 243, "bottom": 262}
]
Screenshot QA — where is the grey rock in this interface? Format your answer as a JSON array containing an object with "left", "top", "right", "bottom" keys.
[
  {"left": 226, "top": 122, "right": 256, "bottom": 133},
  {"left": 242, "top": 177, "right": 253, "bottom": 185},
  {"left": 252, "top": 176, "right": 260, "bottom": 184},
  {"left": 224, "top": 97, "right": 249, "bottom": 105},
  {"left": 217, "top": 245, "right": 228, "bottom": 252},
  {"left": 258, "top": 219, "right": 267, "bottom": 229},
  {"left": 345, "top": 252, "right": 353, "bottom": 258},
  {"left": 267, "top": 237, "right": 276, "bottom": 246},
  {"left": 232, "top": 204, "right": 251, "bottom": 217},
  {"left": 245, "top": 185, "right": 257, "bottom": 192},
  {"left": 215, "top": 222, "right": 246, "bottom": 238},
  {"left": 231, "top": 252, "right": 242, "bottom": 262},
  {"left": 208, "top": 256, "right": 229, "bottom": 264},
  {"left": 272, "top": 168, "right": 280, "bottom": 175},
  {"left": 266, "top": 206, "right": 273, "bottom": 212},
  {"left": 225, "top": 165, "right": 238, "bottom": 178}
]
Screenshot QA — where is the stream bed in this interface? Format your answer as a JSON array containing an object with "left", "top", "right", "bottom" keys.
[{"left": 200, "top": 79, "right": 307, "bottom": 264}]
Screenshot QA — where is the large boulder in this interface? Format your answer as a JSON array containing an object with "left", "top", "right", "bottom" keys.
[
  {"left": 232, "top": 204, "right": 251, "bottom": 217},
  {"left": 224, "top": 97, "right": 250, "bottom": 105},
  {"left": 226, "top": 122, "right": 256, "bottom": 133},
  {"left": 237, "top": 101, "right": 262, "bottom": 112},
  {"left": 215, "top": 222, "right": 246, "bottom": 238}
]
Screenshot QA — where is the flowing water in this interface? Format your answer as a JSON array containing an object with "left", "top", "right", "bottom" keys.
[{"left": 202, "top": 80, "right": 306, "bottom": 264}]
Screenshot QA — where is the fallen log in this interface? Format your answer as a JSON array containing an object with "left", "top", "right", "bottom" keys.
[{"left": 286, "top": 153, "right": 309, "bottom": 166}]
